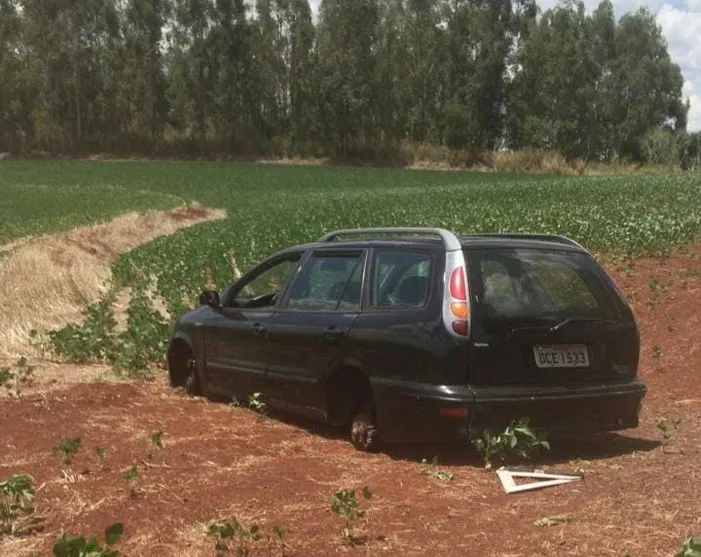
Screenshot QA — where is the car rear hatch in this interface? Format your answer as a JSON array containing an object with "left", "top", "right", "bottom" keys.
[{"left": 464, "top": 246, "right": 639, "bottom": 386}]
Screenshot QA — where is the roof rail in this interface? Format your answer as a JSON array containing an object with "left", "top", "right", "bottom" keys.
[
  {"left": 317, "top": 227, "right": 462, "bottom": 251},
  {"left": 466, "top": 233, "right": 585, "bottom": 250}
]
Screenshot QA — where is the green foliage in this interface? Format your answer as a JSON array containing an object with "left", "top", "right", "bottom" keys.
[
  {"left": 419, "top": 456, "right": 454, "bottom": 482},
  {"left": 0, "top": 177, "right": 179, "bottom": 245},
  {"left": 657, "top": 417, "right": 682, "bottom": 453},
  {"left": 48, "top": 297, "right": 119, "bottom": 366},
  {"left": 6, "top": 162, "right": 701, "bottom": 375},
  {"left": 121, "top": 466, "right": 139, "bottom": 483},
  {"left": 121, "top": 465, "right": 139, "bottom": 499},
  {"left": 423, "top": 469, "right": 454, "bottom": 482},
  {"left": 508, "top": 1, "right": 686, "bottom": 161},
  {"left": 247, "top": 393, "right": 268, "bottom": 416},
  {"left": 54, "top": 438, "right": 82, "bottom": 468},
  {"left": 204, "top": 518, "right": 285, "bottom": 556},
  {"left": 676, "top": 536, "right": 701, "bottom": 557},
  {"left": 94, "top": 447, "right": 107, "bottom": 461},
  {"left": 642, "top": 130, "right": 689, "bottom": 167},
  {"left": 329, "top": 487, "right": 372, "bottom": 542},
  {"left": 0, "top": 357, "right": 35, "bottom": 398},
  {"left": 113, "top": 284, "right": 170, "bottom": 375},
  {"left": 0, "top": 474, "right": 35, "bottom": 536},
  {"left": 472, "top": 418, "right": 550, "bottom": 469},
  {"left": 150, "top": 430, "right": 164, "bottom": 449},
  {"left": 0, "top": 0, "right": 687, "bottom": 166},
  {"left": 52, "top": 523, "right": 124, "bottom": 557},
  {"left": 47, "top": 283, "right": 169, "bottom": 378}
]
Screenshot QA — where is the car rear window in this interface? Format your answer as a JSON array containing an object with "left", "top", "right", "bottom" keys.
[{"left": 465, "top": 248, "right": 618, "bottom": 321}]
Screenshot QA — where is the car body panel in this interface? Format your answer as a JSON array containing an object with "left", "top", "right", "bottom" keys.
[
  {"left": 203, "top": 308, "right": 273, "bottom": 398},
  {"left": 265, "top": 310, "right": 360, "bottom": 417}
]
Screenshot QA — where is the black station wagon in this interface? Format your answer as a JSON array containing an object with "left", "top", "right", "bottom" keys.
[{"left": 167, "top": 227, "right": 646, "bottom": 450}]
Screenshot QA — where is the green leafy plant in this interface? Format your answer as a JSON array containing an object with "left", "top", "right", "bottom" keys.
[
  {"left": 675, "top": 535, "right": 701, "bottom": 557},
  {"left": 248, "top": 392, "right": 267, "bottom": 416},
  {"left": 0, "top": 357, "right": 36, "bottom": 398},
  {"left": 228, "top": 395, "right": 242, "bottom": 408},
  {"left": 472, "top": 417, "right": 550, "bottom": 469},
  {"left": 329, "top": 487, "right": 372, "bottom": 543},
  {"left": 0, "top": 474, "right": 35, "bottom": 536},
  {"left": 204, "top": 518, "right": 286, "bottom": 556},
  {"left": 121, "top": 466, "right": 139, "bottom": 483},
  {"left": 113, "top": 284, "right": 170, "bottom": 376},
  {"left": 121, "top": 465, "right": 139, "bottom": 498},
  {"left": 54, "top": 438, "right": 82, "bottom": 468},
  {"left": 648, "top": 277, "right": 659, "bottom": 293},
  {"left": 419, "top": 456, "right": 454, "bottom": 481},
  {"left": 48, "top": 296, "right": 119, "bottom": 366},
  {"left": 150, "top": 430, "right": 164, "bottom": 449},
  {"left": 423, "top": 469, "right": 454, "bottom": 482},
  {"left": 94, "top": 447, "right": 107, "bottom": 461},
  {"left": 53, "top": 523, "right": 124, "bottom": 557},
  {"left": 657, "top": 417, "right": 683, "bottom": 453}
]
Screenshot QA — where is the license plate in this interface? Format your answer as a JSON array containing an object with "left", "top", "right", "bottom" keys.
[{"left": 533, "top": 344, "right": 589, "bottom": 368}]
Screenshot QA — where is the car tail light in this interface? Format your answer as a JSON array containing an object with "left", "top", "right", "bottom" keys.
[
  {"left": 448, "top": 266, "right": 469, "bottom": 336},
  {"left": 443, "top": 253, "right": 471, "bottom": 339},
  {"left": 450, "top": 267, "right": 466, "bottom": 300},
  {"left": 451, "top": 320, "right": 468, "bottom": 335},
  {"left": 450, "top": 302, "right": 468, "bottom": 319}
]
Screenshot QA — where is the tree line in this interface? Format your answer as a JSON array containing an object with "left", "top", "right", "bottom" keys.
[{"left": 0, "top": 0, "right": 697, "bottom": 166}]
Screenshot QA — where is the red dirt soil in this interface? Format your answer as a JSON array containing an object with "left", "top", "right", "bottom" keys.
[{"left": 1, "top": 246, "right": 700, "bottom": 557}]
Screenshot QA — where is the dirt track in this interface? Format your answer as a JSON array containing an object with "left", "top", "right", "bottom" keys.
[{"left": 1, "top": 247, "right": 700, "bottom": 557}]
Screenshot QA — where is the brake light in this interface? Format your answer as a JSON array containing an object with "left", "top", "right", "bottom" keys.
[{"left": 449, "top": 267, "right": 466, "bottom": 300}]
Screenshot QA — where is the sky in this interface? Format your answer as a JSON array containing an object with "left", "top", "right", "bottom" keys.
[{"left": 308, "top": 0, "right": 701, "bottom": 131}]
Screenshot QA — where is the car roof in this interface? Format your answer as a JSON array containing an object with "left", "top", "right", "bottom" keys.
[{"left": 283, "top": 234, "right": 585, "bottom": 254}]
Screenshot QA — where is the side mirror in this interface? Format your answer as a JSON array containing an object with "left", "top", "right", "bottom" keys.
[{"left": 199, "top": 290, "right": 220, "bottom": 308}]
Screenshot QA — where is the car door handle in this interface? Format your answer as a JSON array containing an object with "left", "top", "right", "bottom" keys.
[
  {"left": 252, "top": 323, "right": 267, "bottom": 337},
  {"left": 324, "top": 326, "right": 346, "bottom": 340}
]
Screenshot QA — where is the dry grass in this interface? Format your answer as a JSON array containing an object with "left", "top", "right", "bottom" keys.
[{"left": 0, "top": 203, "right": 226, "bottom": 358}]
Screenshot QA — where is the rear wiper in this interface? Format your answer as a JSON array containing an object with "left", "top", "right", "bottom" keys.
[
  {"left": 547, "top": 317, "right": 618, "bottom": 334},
  {"left": 507, "top": 317, "right": 619, "bottom": 337}
]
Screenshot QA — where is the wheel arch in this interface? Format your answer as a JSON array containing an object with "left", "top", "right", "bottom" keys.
[
  {"left": 324, "top": 362, "right": 376, "bottom": 427},
  {"left": 167, "top": 333, "right": 195, "bottom": 387}
]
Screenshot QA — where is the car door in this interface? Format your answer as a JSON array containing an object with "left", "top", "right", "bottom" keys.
[
  {"left": 347, "top": 248, "right": 442, "bottom": 441},
  {"left": 203, "top": 252, "right": 302, "bottom": 399},
  {"left": 263, "top": 249, "right": 367, "bottom": 417}
]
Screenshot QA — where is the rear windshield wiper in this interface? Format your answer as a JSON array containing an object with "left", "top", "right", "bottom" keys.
[
  {"left": 547, "top": 317, "right": 619, "bottom": 334},
  {"left": 507, "top": 317, "right": 620, "bottom": 336}
]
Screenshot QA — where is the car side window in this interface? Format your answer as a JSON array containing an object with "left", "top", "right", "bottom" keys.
[
  {"left": 229, "top": 254, "right": 301, "bottom": 309},
  {"left": 371, "top": 250, "right": 432, "bottom": 309},
  {"left": 284, "top": 252, "right": 365, "bottom": 311}
]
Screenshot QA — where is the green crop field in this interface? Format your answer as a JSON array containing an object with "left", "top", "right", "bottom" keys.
[{"left": 2, "top": 161, "right": 701, "bottom": 370}]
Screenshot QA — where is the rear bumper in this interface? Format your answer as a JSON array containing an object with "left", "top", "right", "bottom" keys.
[
  {"left": 468, "top": 380, "right": 647, "bottom": 435},
  {"left": 373, "top": 378, "right": 647, "bottom": 443}
]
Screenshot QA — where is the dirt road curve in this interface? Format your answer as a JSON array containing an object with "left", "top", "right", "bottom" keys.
[{"left": 1, "top": 247, "right": 700, "bottom": 557}]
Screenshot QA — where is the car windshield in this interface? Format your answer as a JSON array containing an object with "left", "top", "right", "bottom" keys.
[{"left": 465, "top": 248, "right": 618, "bottom": 324}]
